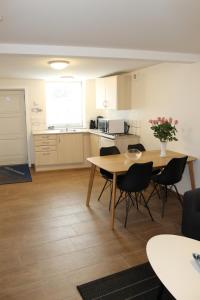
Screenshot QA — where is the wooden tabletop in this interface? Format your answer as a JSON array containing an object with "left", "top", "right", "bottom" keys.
[
  {"left": 146, "top": 234, "right": 200, "bottom": 300},
  {"left": 87, "top": 150, "right": 196, "bottom": 173}
]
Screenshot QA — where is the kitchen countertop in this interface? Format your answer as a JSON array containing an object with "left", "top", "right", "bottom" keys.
[
  {"left": 32, "top": 129, "right": 139, "bottom": 140},
  {"left": 32, "top": 128, "right": 89, "bottom": 135}
]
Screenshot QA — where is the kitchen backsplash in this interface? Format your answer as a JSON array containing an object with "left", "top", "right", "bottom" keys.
[{"left": 103, "top": 109, "right": 141, "bottom": 135}]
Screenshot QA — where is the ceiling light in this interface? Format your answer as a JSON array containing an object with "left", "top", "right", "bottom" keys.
[{"left": 48, "top": 60, "right": 70, "bottom": 70}]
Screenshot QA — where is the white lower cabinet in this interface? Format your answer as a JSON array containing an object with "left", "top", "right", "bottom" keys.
[
  {"left": 33, "top": 132, "right": 140, "bottom": 171},
  {"left": 34, "top": 133, "right": 85, "bottom": 171},
  {"left": 35, "top": 151, "right": 58, "bottom": 165},
  {"left": 99, "top": 137, "right": 115, "bottom": 148},
  {"left": 90, "top": 134, "right": 140, "bottom": 157},
  {"left": 34, "top": 134, "right": 58, "bottom": 167},
  {"left": 90, "top": 134, "right": 100, "bottom": 157},
  {"left": 57, "top": 134, "right": 84, "bottom": 164},
  {"left": 98, "top": 135, "right": 139, "bottom": 154}
]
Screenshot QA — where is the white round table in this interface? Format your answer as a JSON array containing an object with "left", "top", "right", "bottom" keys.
[{"left": 146, "top": 234, "right": 200, "bottom": 300}]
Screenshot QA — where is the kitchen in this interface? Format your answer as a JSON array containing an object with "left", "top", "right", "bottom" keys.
[
  {"left": 0, "top": 58, "right": 199, "bottom": 192},
  {"left": 32, "top": 71, "right": 141, "bottom": 171},
  {"left": 0, "top": 66, "right": 138, "bottom": 167}
]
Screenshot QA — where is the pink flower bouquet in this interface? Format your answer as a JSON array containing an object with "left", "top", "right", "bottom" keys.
[{"left": 149, "top": 117, "right": 178, "bottom": 142}]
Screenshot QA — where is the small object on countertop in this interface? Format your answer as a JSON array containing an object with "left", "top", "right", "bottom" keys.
[
  {"left": 48, "top": 125, "right": 55, "bottom": 130},
  {"left": 124, "top": 121, "right": 130, "bottom": 134},
  {"left": 89, "top": 120, "right": 96, "bottom": 129},
  {"left": 193, "top": 253, "right": 200, "bottom": 268},
  {"left": 193, "top": 253, "right": 200, "bottom": 261}
]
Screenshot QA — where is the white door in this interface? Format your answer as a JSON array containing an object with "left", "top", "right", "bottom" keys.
[{"left": 0, "top": 90, "right": 28, "bottom": 165}]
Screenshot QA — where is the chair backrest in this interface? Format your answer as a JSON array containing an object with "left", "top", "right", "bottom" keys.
[
  {"left": 119, "top": 162, "right": 153, "bottom": 192},
  {"left": 158, "top": 156, "right": 188, "bottom": 185},
  {"left": 100, "top": 146, "right": 120, "bottom": 176},
  {"left": 100, "top": 146, "right": 120, "bottom": 156},
  {"left": 128, "top": 143, "right": 146, "bottom": 152},
  {"left": 182, "top": 188, "right": 200, "bottom": 241}
]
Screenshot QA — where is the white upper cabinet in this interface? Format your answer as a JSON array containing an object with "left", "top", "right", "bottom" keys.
[
  {"left": 96, "top": 78, "right": 106, "bottom": 109},
  {"left": 96, "top": 74, "right": 132, "bottom": 110}
]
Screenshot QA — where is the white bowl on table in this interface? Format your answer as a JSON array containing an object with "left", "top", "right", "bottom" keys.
[{"left": 125, "top": 148, "right": 142, "bottom": 160}]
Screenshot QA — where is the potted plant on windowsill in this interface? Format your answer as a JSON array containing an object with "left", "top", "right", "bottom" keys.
[{"left": 149, "top": 117, "right": 178, "bottom": 157}]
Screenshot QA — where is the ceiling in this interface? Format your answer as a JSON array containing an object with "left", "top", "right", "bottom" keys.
[
  {"left": 0, "top": 54, "right": 157, "bottom": 80},
  {"left": 1, "top": 0, "right": 200, "bottom": 53},
  {"left": 0, "top": 0, "right": 200, "bottom": 80}
]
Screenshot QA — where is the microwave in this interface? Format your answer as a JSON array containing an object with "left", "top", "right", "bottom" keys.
[{"left": 98, "top": 119, "right": 124, "bottom": 134}]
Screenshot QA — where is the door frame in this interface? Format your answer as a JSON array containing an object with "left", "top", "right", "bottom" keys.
[{"left": 0, "top": 86, "right": 31, "bottom": 166}]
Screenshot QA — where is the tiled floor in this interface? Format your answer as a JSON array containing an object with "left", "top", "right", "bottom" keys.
[{"left": 0, "top": 168, "right": 182, "bottom": 299}]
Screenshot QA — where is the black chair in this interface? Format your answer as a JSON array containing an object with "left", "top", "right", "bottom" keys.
[
  {"left": 149, "top": 156, "right": 188, "bottom": 217},
  {"left": 128, "top": 143, "right": 146, "bottom": 152},
  {"left": 182, "top": 188, "right": 200, "bottom": 241},
  {"left": 98, "top": 146, "right": 120, "bottom": 210},
  {"left": 116, "top": 162, "right": 154, "bottom": 227}
]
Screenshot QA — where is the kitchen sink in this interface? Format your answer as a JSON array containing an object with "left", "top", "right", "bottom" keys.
[{"left": 47, "top": 128, "right": 83, "bottom": 133}]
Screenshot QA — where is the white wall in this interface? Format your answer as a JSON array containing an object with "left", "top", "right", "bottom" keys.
[{"left": 132, "top": 62, "right": 200, "bottom": 193}]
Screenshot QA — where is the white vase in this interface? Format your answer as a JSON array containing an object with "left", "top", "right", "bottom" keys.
[{"left": 160, "top": 141, "right": 167, "bottom": 157}]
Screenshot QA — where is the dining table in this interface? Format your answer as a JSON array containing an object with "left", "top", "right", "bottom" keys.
[{"left": 86, "top": 150, "right": 196, "bottom": 230}]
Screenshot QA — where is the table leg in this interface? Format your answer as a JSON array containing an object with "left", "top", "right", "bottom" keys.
[
  {"left": 86, "top": 164, "right": 96, "bottom": 207},
  {"left": 188, "top": 161, "right": 195, "bottom": 190},
  {"left": 111, "top": 173, "right": 117, "bottom": 230}
]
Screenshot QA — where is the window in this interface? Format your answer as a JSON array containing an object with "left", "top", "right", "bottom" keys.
[{"left": 46, "top": 81, "right": 83, "bottom": 128}]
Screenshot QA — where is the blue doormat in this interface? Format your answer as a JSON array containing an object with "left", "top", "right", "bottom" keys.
[{"left": 0, "top": 164, "right": 32, "bottom": 185}]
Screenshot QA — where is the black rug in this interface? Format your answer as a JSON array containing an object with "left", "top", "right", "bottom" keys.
[
  {"left": 77, "top": 262, "right": 175, "bottom": 300},
  {"left": 0, "top": 164, "right": 32, "bottom": 185}
]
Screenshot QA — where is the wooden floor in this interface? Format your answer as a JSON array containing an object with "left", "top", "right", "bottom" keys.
[{"left": 0, "top": 168, "right": 182, "bottom": 300}]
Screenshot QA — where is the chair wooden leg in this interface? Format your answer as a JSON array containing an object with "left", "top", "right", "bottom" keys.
[
  {"left": 173, "top": 185, "right": 183, "bottom": 207},
  {"left": 129, "top": 193, "right": 135, "bottom": 207},
  {"left": 109, "top": 183, "right": 113, "bottom": 211},
  {"left": 141, "top": 192, "right": 154, "bottom": 221},
  {"left": 115, "top": 191, "right": 124, "bottom": 208},
  {"left": 147, "top": 183, "right": 157, "bottom": 204},
  {"left": 160, "top": 185, "right": 167, "bottom": 218},
  {"left": 124, "top": 193, "right": 130, "bottom": 228},
  {"left": 98, "top": 180, "right": 108, "bottom": 201},
  {"left": 155, "top": 183, "right": 161, "bottom": 199},
  {"left": 165, "top": 185, "right": 168, "bottom": 202},
  {"left": 135, "top": 192, "right": 139, "bottom": 210}
]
